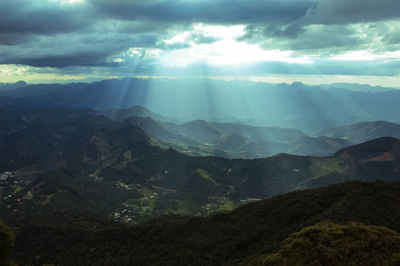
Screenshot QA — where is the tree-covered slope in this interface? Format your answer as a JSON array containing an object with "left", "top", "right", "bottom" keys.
[
  {"left": 11, "top": 181, "right": 400, "bottom": 265},
  {"left": 2, "top": 107, "right": 400, "bottom": 224},
  {"left": 253, "top": 222, "right": 400, "bottom": 266}
]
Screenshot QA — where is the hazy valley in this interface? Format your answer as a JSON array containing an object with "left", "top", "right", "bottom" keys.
[{"left": 1, "top": 80, "right": 400, "bottom": 265}]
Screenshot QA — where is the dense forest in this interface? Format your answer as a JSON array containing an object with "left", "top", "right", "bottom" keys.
[{"left": 1, "top": 181, "right": 399, "bottom": 265}]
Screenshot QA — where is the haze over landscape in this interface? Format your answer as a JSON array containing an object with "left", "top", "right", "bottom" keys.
[{"left": 1, "top": 0, "right": 400, "bottom": 265}]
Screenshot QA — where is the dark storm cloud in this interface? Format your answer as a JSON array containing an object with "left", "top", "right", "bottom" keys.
[
  {"left": 0, "top": 0, "right": 94, "bottom": 35},
  {"left": 88, "top": 0, "right": 316, "bottom": 24},
  {"left": 240, "top": 0, "right": 400, "bottom": 53},
  {"left": 0, "top": 33, "right": 35, "bottom": 46},
  {"left": 6, "top": 53, "right": 110, "bottom": 68},
  {"left": 0, "top": 0, "right": 315, "bottom": 40},
  {"left": 247, "top": 24, "right": 365, "bottom": 54},
  {"left": 306, "top": 0, "right": 400, "bottom": 25},
  {"left": 0, "top": 0, "right": 399, "bottom": 72},
  {"left": 0, "top": 0, "right": 316, "bottom": 68},
  {"left": 0, "top": 31, "right": 160, "bottom": 67}
]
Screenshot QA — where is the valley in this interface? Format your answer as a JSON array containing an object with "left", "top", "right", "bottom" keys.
[
  {"left": 1, "top": 80, "right": 400, "bottom": 265},
  {"left": 1, "top": 105, "right": 400, "bottom": 226}
]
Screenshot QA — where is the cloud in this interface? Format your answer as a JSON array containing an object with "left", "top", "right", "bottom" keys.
[
  {"left": 246, "top": 24, "right": 364, "bottom": 55},
  {"left": 0, "top": 0, "right": 94, "bottom": 35},
  {"left": 305, "top": 0, "right": 400, "bottom": 25},
  {"left": 239, "top": 0, "right": 400, "bottom": 54},
  {"left": 88, "top": 0, "right": 315, "bottom": 24},
  {"left": 0, "top": 22, "right": 163, "bottom": 67},
  {"left": 0, "top": 0, "right": 399, "bottom": 79}
]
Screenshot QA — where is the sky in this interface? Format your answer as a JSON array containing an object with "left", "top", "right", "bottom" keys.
[{"left": 0, "top": 0, "right": 399, "bottom": 86}]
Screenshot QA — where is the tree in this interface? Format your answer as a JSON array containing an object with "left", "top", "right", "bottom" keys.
[{"left": 257, "top": 222, "right": 400, "bottom": 266}]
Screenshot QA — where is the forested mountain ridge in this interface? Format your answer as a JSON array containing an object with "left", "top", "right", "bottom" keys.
[
  {"left": 7, "top": 181, "right": 400, "bottom": 265},
  {"left": 1, "top": 107, "right": 400, "bottom": 225}
]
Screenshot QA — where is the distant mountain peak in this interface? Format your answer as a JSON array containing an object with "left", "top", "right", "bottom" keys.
[
  {"left": 319, "top": 121, "right": 400, "bottom": 144},
  {"left": 335, "top": 137, "right": 400, "bottom": 162},
  {"left": 15, "top": 80, "right": 27, "bottom": 85}
]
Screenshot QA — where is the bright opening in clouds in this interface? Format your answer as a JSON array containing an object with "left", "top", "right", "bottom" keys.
[
  {"left": 50, "top": 0, "right": 84, "bottom": 3},
  {"left": 160, "top": 24, "right": 313, "bottom": 66}
]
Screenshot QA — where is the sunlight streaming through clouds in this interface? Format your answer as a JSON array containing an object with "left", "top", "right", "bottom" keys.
[
  {"left": 49, "top": 0, "right": 84, "bottom": 4},
  {"left": 160, "top": 41, "right": 313, "bottom": 66},
  {"left": 0, "top": 0, "right": 399, "bottom": 85},
  {"left": 160, "top": 24, "right": 313, "bottom": 66}
]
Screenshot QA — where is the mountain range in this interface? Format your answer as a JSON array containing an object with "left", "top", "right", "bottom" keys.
[
  {"left": 2, "top": 80, "right": 400, "bottom": 264},
  {"left": 1, "top": 79, "right": 400, "bottom": 131},
  {"left": 1, "top": 107, "right": 400, "bottom": 226}
]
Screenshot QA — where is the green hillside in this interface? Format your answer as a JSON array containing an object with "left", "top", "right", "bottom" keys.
[
  {"left": 2, "top": 108, "right": 400, "bottom": 225},
  {"left": 8, "top": 181, "right": 400, "bottom": 265}
]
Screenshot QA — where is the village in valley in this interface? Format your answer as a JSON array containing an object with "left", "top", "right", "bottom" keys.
[
  {"left": 0, "top": 168, "right": 262, "bottom": 224},
  {"left": 0, "top": 171, "right": 33, "bottom": 214}
]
